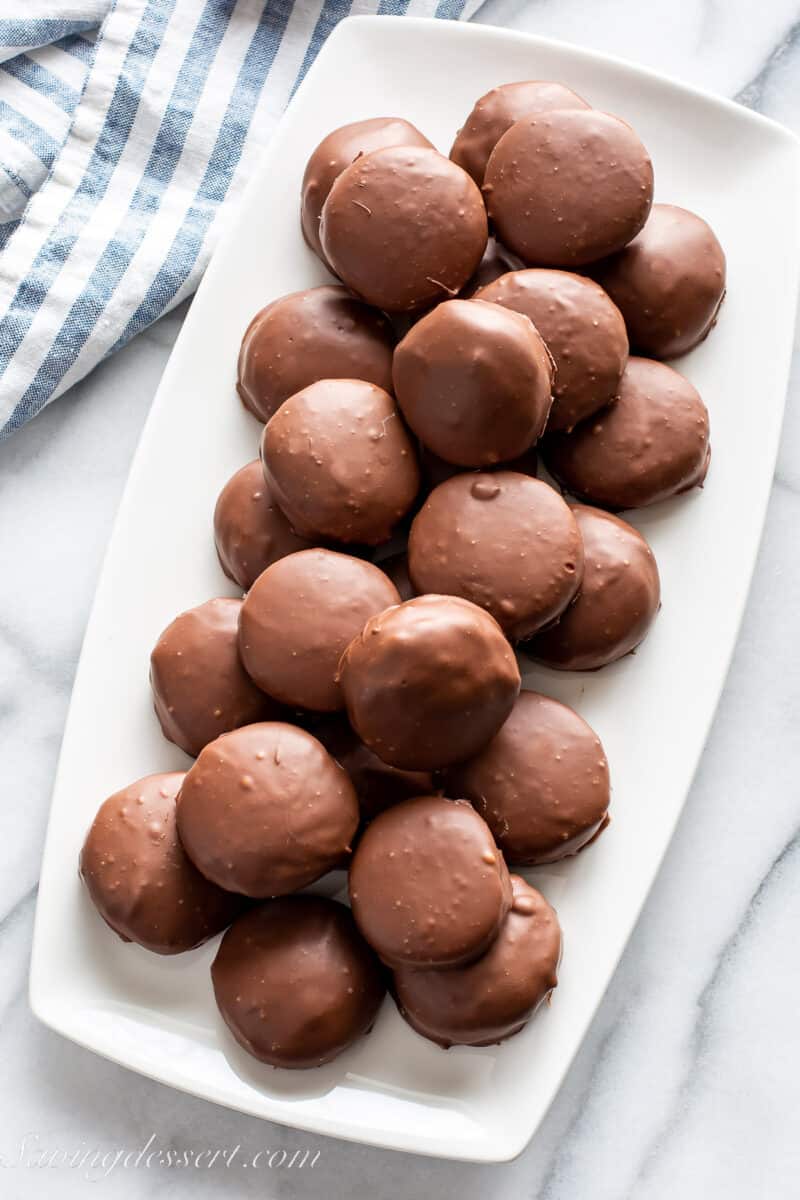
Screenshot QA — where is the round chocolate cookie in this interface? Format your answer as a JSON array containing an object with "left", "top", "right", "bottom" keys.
[
  {"left": 408, "top": 472, "right": 583, "bottom": 640},
  {"left": 237, "top": 286, "right": 395, "bottom": 423},
  {"left": 349, "top": 796, "right": 512, "bottom": 968},
  {"left": 445, "top": 691, "right": 610, "bottom": 864},
  {"left": 239, "top": 549, "right": 400, "bottom": 711},
  {"left": 301, "top": 117, "right": 433, "bottom": 263},
  {"left": 212, "top": 896, "right": 385, "bottom": 1068},
  {"left": 80, "top": 773, "right": 243, "bottom": 954},
  {"left": 314, "top": 716, "right": 434, "bottom": 823},
  {"left": 176, "top": 722, "right": 359, "bottom": 897},
  {"left": 595, "top": 203, "right": 726, "bottom": 359},
  {"left": 475, "top": 269, "right": 628, "bottom": 432},
  {"left": 213, "top": 460, "right": 313, "bottom": 591},
  {"left": 527, "top": 505, "right": 661, "bottom": 669},
  {"left": 450, "top": 80, "right": 590, "bottom": 184},
  {"left": 393, "top": 875, "right": 561, "bottom": 1047},
  {"left": 319, "top": 146, "right": 488, "bottom": 313},
  {"left": 484, "top": 109, "right": 654, "bottom": 267},
  {"left": 261, "top": 379, "right": 420, "bottom": 545},
  {"left": 393, "top": 299, "right": 553, "bottom": 467},
  {"left": 337, "top": 594, "right": 521, "bottom": 771},
  {"left": 543, "top": 357, "right": 711, "bottom": 509},
  {"left": 150, "top": 598, "right": 280, "bottom": 758}
]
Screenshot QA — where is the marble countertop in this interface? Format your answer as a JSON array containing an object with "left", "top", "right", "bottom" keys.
[{"left": 2, "top": 2, "right": 799, "bottom": 1196}]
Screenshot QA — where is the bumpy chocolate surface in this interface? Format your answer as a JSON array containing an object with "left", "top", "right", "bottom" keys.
[
  {"left": 527, "top": 505, "right": 661, "bottom": 669},
  {"left": 80, "top": 773, "right": 243, "bottom": 954},
  {"left": 176, "top": 722, "right": 359, "bottom": 897},
  {"left": 338, "top": 595, "right": 521, "bottom": 770},
  {"left": 320, "top": 146, "right": 488, "bottom": 313},
  {"left": 314, "top": 716, "right": 434, "bottom": 823},
  {"left": 475, "top": 269, "right": 628, "bottom": 432},
  {"left": 349, "top": 796, "right": 512, "bottom": 968},
  {"left": 484, "top": 109, "right": 653, "bottom": 267},
  {"left": 237, "top": 286, "right": 395, "bottom": 423},
  {"left": 212, "top": 896, "right": 385, "bottom": 1068},
  {"left": 408, "top": 472, "right": 583, "bottom": 640},
  {"left": 393, "top": 299, "right": 553, "bottom": 467},
  {"left": 446, "top": 691, "right": 610, "bottom": 864},
  {"left": 150, "top": 598, "right": 280, "bottom": 758},
  {"left": 261, "top": 379, "right": 420, "bottom": 545},
  {"left": 595, "top": 203, "right": 726, "bottom": 359},
  {"left": 213, "top": 460, "right": 313, "bottom": 591},
  {"left": 239, "top": 549, "right": 400, "bottom": 711},
  {"left": 301, "top": 117, "right": 433, "bottom": 263},
  {"left": 393, "top": 875, "right": 561, "bottom": 1047},
  {"left": 543, "top": 357, "right": 711, "bottom": 509},
  {"left": 450, "top": 80, "right": 590, "bottom": 184}
]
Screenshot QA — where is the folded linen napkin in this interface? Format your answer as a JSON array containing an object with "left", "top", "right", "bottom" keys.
[{"left": 0, "top": 0, "right": 479, "bottom": 440}]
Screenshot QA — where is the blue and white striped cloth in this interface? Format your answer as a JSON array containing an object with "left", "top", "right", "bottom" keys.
[{"left": 0, "top": 0, "right": 480, "bottom": 440}]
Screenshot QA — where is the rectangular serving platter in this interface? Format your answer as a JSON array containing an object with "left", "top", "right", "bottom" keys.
[{"left": 30, "top": 15, "right": 800, "bottom": 1162}]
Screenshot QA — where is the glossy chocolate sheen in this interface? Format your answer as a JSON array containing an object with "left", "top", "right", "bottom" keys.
[
  {"left": 408, "top": 472, "right": 583, "bottom": 640},
  {"left": 150, "top": 598, "right": 281, "bottom": 758},
  {"left": 320, "top": 146, "right": 488, "bottom": 313},
  {"left": 543, "top": 357, "right": 711, "bottom": 510},
  {"left": 301, "top": 117, "right": 433, "bottom": 263},
  {"left": 213, "top": 460, "right": 313, "bottom": 591},
  {"left": 349, "top": 796, "right": 512, "bottom": 968},
  {"left": 445, "top": 691, "right": 610, "bottom": 865},
  {"left": 475, "top": 269, "right": 629, "bottom": 432},
  {"left": 237, "top": 286, "right": 395, "bottom": 423},
  {"left": 450, "top": 80, "right": 590, "bottom": 184},
  {"left": 80, "top": 773, "right": 243, "bottom": 954},
  {"left": 314, "top": 715, "right": 434, "bottom": 822},
  {"left": 594, "top": 204, "right": 727, "bottom": 359},
  {"left": 212, "top": 895, "right": 385, "bottom": 1068},
  {"left": 393, "top": 299, "right": 553, "bottom": 467},
  {"left": 176, "top": 722, "right": 359, "bottom": 897},
  {"left": 338, "top": 594, "right": 521, "bottom": 771},
  {"left": 527, "top": 505, "right": 661, "bottom": 669},
  {"left": 261, "top": 379, "right": 420, "bottom": 545},
  {"left": 239, "top": 549, "right": 400, "bottom": 712},
  {"left": 484, "top": 109, "right": 654, "bottom": 267},
  {"left": 393, "top": 875, "right": 561, "bottom": 1047}
]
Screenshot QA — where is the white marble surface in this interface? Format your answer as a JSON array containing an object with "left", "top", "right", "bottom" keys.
[{"left": 1, "top": 2, "right": 799, "bottom": 1195}]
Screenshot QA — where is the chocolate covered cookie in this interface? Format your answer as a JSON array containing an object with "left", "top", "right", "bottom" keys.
[
  {"left": 349, "top": 796, "right": 512, "bottom": 968},
  {"left": 213, "top": 460, "right": 313, "bottom": 591}
]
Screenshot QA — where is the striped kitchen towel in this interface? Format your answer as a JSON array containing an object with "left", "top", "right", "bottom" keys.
[{"left": 0, "top": 0, "right": 480, "bottom": 441}]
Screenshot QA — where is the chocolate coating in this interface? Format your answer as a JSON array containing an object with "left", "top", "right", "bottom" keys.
[
  {"left": 150, "top": 598, "right": 280, "bottom": 758},
  {"left": 408, "top": 472, "right": 583, "bottom": 640},
  {"left": 237, "top": 286, "right": 395, "bottom": 423},
  {"left": 393, "top": 875, "right": 561, "bottom": 1047},
  {"left": 527, "top": 505, "right": 661, "bottom": 669},
  {"left": 460, "top": 236, "right": 523, "bottom": 296},
  {"left": 445, "top": 691, "right": 610, "bottom": 864},
  {"left": 213, "top": 461, "right": 313, "bottom": 591},
  {"left": 475, "top": 269, "right": 628, "bottom": 432},
  {"left": 484, "top": 109, "right": 654, "bottom": 267},
  {"left": 239, "top": 550, "right": 400, "bottom": 711},
  {"left": 176, "top": 723, "right": 359, "bottom": 897},
  {"left": 338, "top": 594, "right": 521, "bottom": 771},
  {"left": 595, "top": 204, "right": 726, "bottom": 359},
  {"left": 301, "top": 117, "right": 433, "bottom": 263},
  {"left": 80, "top": 773, "right": 243, "bottom": 954},
  {"left": 349, "top": 796, "right": 512, "bottom": 968},
  {"left": 451, "top": 80, "right": 590, "bottom": 184},
  {"left": 320, "top": 146, "right": 488, "bottom": 313},
  {"left": 261, "top": 379, "right": 420, "bottom": 545},
  {"left": 314, "top": 716, "right": 434, "bottom": 823},
  {"left": 393, "top": 299, "right": 553, "bottom": 467},
  {"left": 543, "top": 357, "right": 711, "bottom": 509},
  {"left": 212, "top": 896, "right": 385, "bottom": 1068}
]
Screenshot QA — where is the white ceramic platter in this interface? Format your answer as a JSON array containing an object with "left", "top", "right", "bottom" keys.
[{"left": 30, "top": 15, "right": 800, "bottom": 1163}]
